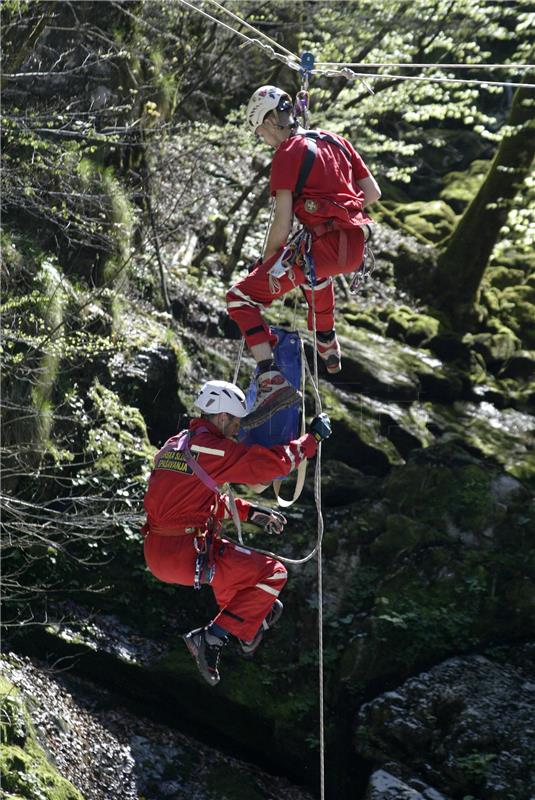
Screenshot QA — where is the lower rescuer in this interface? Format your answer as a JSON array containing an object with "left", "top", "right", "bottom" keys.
[{"left": 142, "top": 379, "right": 332, "bottom": 686}]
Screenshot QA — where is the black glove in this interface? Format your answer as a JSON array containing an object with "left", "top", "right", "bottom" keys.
[
  {"left": 248, "top": 504, "right": 287, "bottom": 535},
  {"left": 310, "top": 413, "right": 332, "bottom": 442}
]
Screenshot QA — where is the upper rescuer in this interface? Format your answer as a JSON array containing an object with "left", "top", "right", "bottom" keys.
[
  {"left": 227, "top": 85, "right": 381, "bottom": 429},
  {"left": 142, "top": 379, "right": 331, "bottom": 686}
]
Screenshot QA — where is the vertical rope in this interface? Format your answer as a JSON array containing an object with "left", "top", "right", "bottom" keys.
[{"left": 304, "top": 249, "right": 326, "bottom": 800}]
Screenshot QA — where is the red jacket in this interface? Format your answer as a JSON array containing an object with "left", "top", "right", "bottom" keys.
[
  {"left": 270, "top": 129, "right": 373, "bottom": 231},
  {"left": 143, "top": 418, "right": 317, "bottom": 529}
]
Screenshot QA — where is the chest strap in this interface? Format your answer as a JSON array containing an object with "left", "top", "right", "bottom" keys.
[{"left": 294, "top": 131, "right": 352, "bottom": 196}]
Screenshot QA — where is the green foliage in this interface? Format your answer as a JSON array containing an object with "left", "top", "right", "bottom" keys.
[{"left": 456, "top": 751, "right": 497, "bottom": 783}]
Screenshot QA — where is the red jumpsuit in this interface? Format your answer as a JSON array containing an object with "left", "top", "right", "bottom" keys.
[
  {"left": 143, "top": 418, "right": 317, "bottom": 641},
  {"left": 227, "top": 129, "right": 374, "bottom": 349}
]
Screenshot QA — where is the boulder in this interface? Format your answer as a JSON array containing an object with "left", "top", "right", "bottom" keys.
[
  {"left": 312, "top": 328, "right": 463, "bottom": 403},
  {"left": 424, "top": 401, "right": 535, "bottom": 481},
  {"left": 365, "top": 768, "right": 448, "bottom": 800},
  {"left": 439, "top": 159, "right": 489, "bottom": 213},
  {"left": 396, "top": 200, "right": 458, "bottom": 244},
  {"left": 356, "top": 651, "right": 535, "bottom": 800}
]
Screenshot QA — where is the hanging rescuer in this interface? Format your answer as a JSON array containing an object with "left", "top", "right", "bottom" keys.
[
  {"left": 226, "top": 84, "right": 381, "bottom": 429},
  {"left": 141, "top": 379, "right": 332, "bottom": 686}
]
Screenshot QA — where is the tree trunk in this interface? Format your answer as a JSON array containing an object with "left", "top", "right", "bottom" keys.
[{"left": 433, "top": 71, "right": 535, "bottom": 321}]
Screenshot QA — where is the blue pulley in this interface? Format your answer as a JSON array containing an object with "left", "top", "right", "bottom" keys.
[{"left": 300, "top": 51, "right": 315, "bottom": 78}]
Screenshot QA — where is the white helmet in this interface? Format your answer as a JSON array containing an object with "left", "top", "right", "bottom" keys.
[
  {"left": 246, "top": 85, "right": 293, "bottom": 133},
  {"left": 194, "top": 380, "right": 247, "bottom": 418}
]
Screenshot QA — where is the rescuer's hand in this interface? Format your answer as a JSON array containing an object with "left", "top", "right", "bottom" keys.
[{"left": 248, "top": 504, "right": 287, "bottom": 535}]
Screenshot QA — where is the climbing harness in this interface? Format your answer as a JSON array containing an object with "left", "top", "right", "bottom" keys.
[{"left": 172, "top": 428, "right": 246, "bottom": 588}]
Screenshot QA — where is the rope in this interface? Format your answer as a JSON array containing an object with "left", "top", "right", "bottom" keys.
[
  {"left": 314, "top": 64, "right": 535, "bottom": 90},
  {"left": 175, "top": 0, "right": 300, "bottom": 70},
  {"left": 316, "top": 61, "right": 535, "bottom": 70},
  {"left": 303, "top": 253, "right": 326, "bottom": 800},
  {"left": 224, "top": 273, "right": 326, "bottom": 799},
  {"left": 204, "top": 0, "right": 296, "bottom": 61}
]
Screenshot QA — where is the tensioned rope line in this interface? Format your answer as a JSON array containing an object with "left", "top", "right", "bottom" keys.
[
  {"left": 176, "top": 0, "right": 535, "bottom": 94},
  {"left": 176, "top": 0, "right": 301, "bottom": 69},
  {"left": 204, "top": 0, "right": 296, "bottom": 61},
  {"left": 316, "top": 61, "right": 534, "bottom": 70},
  {"left": 314, "top": 65, "right": 535, "bottom": 90}
]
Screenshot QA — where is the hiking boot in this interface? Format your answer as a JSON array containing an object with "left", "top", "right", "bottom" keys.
[
  {"left": 241, "top": 371, "right": 301, "bottom": 430},
  {"left": 183, "top": 627, "right": 224, "bottom": 686},
  {"left": 236, "top": 599, "right": 284, "bottom": 658},
  {"left": 317, "top": 333, "right": 342, "bottom": 374}
]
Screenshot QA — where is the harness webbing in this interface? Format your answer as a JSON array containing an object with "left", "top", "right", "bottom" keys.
[
  {"left": 177, "top": 429, "right": 244, "bottom": 544},
  {"left": 294, "top": 130, "right": 352, "bottom": 197}
]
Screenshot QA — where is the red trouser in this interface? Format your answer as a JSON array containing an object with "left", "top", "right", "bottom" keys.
[
  {"left": 144, "top": 533, "right": 287, "bottom": 641},
  {"left": 226, "top": 227, "right": 365, "bottom": 348}
]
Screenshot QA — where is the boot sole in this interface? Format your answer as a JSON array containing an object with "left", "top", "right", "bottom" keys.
[
  {"left": 182, "top": 633, "right": 220, "bottom": 686},
  {"left": 242, "top": 387, "right": 301, "bottom": 430},
  {"left": 325, "top": 363, "right": 342, "bottom": 374}
]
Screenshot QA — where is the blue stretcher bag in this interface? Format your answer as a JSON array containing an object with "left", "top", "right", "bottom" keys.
[
  {"left": 240, "top": 328, "right": 307, "bottom": 506},
  {"left": 241, "top": 327, "right": 302, "bottom": 450}
]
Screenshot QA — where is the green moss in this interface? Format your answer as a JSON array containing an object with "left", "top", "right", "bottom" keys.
[
  {"left": 385, "top": 307, "right": 440, "bottom": 345},
  {"left": 385, "top": 200, "right": 458, "bottom": 244},
  {"left": 100, "top": 170, "right": 134, "bottom": 285},
  {"left": 85, "top": 380, "right": 154, "bottom": 478},
  {"left": 485, "top": 266, "right": 527, "bottom": 290},
  {"left": 320, "top": 386, "right": 405, "bottom": 467},
  {"left": 440, "top": 159, "right": 489, "bottom": 212},
  {"left": 344, "top": 311, "right": 385, "bottom": 335},
  {"left": 369, "top": 514, "right": 433, "bottom": 566},
  {"left": 0, "top": 677, "right": 83, "bottom": 800},
  {"left": 385, "top": 462, "right": 495, "bottom": 533},
  {"left": 466, "top": 329, "right": 520, "bottom": 365}
]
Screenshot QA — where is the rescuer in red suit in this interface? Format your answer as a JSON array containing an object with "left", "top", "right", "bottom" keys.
[
  {"left": 142, "top": 379, "right": 331, "bottom": 686},
  {"left": 227, "top": 85, "right": 381, "bottom": 429}
]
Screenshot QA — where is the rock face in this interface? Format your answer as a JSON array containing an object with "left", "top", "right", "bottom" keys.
[
  {"left": 365, "top": 769, "right": 448, "bottom": 800},
  {"left": 0, "top": 652, "right": 315, "bottom": 800},
  {"left": 356, "top": 650, "right": 535, "bottom": 800}
]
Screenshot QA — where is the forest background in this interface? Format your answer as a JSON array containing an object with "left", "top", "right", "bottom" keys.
[{"left": 1, "top": 2, "right": 534, "bottom": 800}]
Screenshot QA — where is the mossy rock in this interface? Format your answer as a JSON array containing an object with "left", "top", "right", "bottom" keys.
[
  {"left": 485, "top": 266, "right": 527, "bottom": 290},
  {"left": 384, "top": 459, "right": 496, "bottom": 534},
  {"left": 501, "top": 285, "right": 535, "bottom": 306},
  {"left": 424, "top": 403, "right": 535, "bottom": 484},
  {"left": 499, "top": 351, "right": 535, "bottom": 381},
  {"left": 394, "top": 200, "right": 459, "bottom": 244},
  {"left": 0, "top": 676, "right": 83, "bottom": 800},
  {"left": 368, "top": 513, "right": 435, "bottom": 566},
  {"left": 385, "top": 307, "right": 440, "bottom": 346},
  {"left": 305, "top": 459, "right": 376, "bottom": 507},
  {"left": 205, "top": 763, "right": 266, "bottom": 800},
  {"left": 344, "top": 312, "right": 385, "bottom": 335},
  {"left": 466, "top": 330, "right": 521, "bottom": 367},
  {"left": 320, "top": 328, "right": 462, "bottom": 404},
  {"left": 84, "top": 380, "right": 154, "bottom": 479},
  {"left": 440, "top": 159, "right": 489, "bottom": 213}
]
